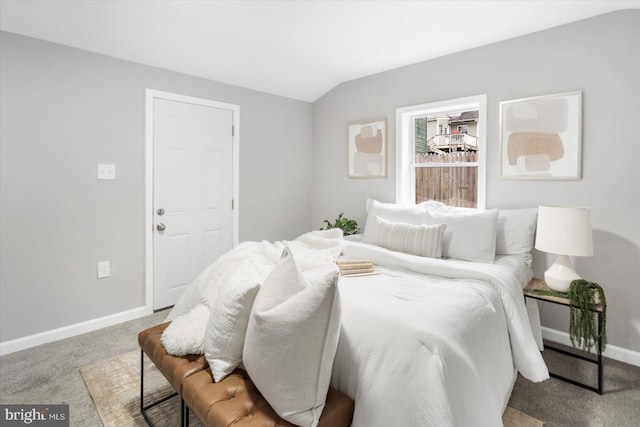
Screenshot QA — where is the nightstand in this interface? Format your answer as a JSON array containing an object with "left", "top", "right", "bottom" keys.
[{"left": 524, "top": 278, "right": 604, "bottom": 394}]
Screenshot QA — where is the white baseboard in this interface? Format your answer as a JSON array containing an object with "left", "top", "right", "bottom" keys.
[
  {"left": 0, "top": 306, "right": 147, "bottom": 356},
  {"left": 542, "top": 326, "right": 640, "bottom": 367}
]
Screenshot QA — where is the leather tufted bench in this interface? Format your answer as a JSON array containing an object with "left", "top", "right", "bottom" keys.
[
  {"left": 139, "top": 323, "right": 354, "bottom": 427},
  {"left": 139, "top": 322, "right": 208, "bottom": 426},
  {"left": 182, "top": 368, "right": 354, "bottom": 427}
]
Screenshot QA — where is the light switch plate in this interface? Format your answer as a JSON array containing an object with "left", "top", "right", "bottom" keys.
[
  {"left": 97, "top": 261, "right": 110, "bottom": 279},
  {"left": 97, "top": 164, "right": 116, "bottom": 180}
]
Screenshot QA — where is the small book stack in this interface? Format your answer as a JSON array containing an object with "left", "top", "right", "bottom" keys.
[{"left": 336, "top": 259, "right": 376, "bottom": 277}]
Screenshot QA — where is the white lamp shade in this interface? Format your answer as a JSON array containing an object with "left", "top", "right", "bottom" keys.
[{"left": 535, "top": 206, "right": 593, "bottom": 256}]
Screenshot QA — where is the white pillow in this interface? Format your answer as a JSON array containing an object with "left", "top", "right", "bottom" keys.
[
  {"left": 422, "top": 209, "right": 499, "bottom": 263},
  {"left": 372, "top": 216, "right": 446, "bottom": 258},
  {"left": 165, "top": 263, "right": 215, "bottom": 321},
  {"left": 417, "top": 199, "right": 447, "bottom": 211},
  {"left": 204, "top": 260, "right": 262, "bottom": 382},
  {"left": 422, "top": 203, "right": 477, "bottom": 214},
  {"left": 243, "top": 248, "right": 341, "bottom": 427},
  {"left": 496, "top": 208, "right": 538, "bottom": 255},
  {"left": 363, "top": 198, "right": 425, "bottom": 244},
  {"left": 161, "top": 302, "right": 210, "bottom": 355}
]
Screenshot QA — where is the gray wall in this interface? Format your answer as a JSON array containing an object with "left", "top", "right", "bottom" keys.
[
  {"left": 312, "top": 11, "right": 640, "bottom": 353},
  {"left": 0, "top": 31, "right": 313, "bottom": 342}
]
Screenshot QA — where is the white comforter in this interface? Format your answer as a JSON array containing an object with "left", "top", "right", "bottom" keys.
[{"left": 333, "top": 240, "right": 548, "bottom": 427}]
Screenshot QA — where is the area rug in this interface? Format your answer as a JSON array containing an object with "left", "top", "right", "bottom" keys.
[
  {"left": 80, "top": 350, "right": 202, "bottom": 426},
  {"left": 503, "top": 406, "right": 544, "bottom": 427},
  {"left": 81, "top": 350, "right": 543, "bottom": 427}
]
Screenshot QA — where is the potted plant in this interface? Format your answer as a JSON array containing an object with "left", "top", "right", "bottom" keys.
[
  {"left": 568, "top": 279, "right": 607, "bottom": 353},
  {"left": 320, "top": 213, "right": 361, "bottom": 236}
]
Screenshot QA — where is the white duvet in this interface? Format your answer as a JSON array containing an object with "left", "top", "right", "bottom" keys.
[{"left": 333, "top": 240, "right": 549, "bottom": 427}]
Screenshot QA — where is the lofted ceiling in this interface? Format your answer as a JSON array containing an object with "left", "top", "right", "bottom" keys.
[{"left": 1, "top": 0, "right": 639, "bottom": 102}]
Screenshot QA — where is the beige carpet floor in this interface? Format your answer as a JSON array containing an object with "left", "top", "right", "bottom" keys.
[{"left": 81, "top": 350, "right": 543, "bottom": 427}]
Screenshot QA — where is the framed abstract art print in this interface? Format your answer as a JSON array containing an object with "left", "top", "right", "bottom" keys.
[{"left": 500, "top": 91, "right": 582, "bottom": 180}]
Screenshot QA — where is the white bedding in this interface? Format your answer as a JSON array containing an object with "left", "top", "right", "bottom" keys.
[
  {"left": 333, "top": 240, "right": 548, "bottom": 427},
  {"left": 165, "top": 230, "right": 548, "bottom": 427},
  {"left": 163, "top": 229, "right": 345, "bottom": 354}
]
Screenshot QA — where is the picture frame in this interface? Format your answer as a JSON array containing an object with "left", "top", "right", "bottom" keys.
[
  {"left": 500, "top": 91, "right": 582, "bottom": 180},
  {"left": 348, "top": 118, "right": 387, "bottom": 178}
]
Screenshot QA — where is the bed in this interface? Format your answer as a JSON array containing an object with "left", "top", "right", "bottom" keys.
[
  {"left": 332, "top": 237, "right": 546, "bottom": 426},
  {"left": 162, "top": 199, "right": 549, "bottom": 427}
]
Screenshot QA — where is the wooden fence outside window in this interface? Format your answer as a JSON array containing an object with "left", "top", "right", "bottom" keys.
[{"left": 414, "top": 152, "right": 478, "bottom": 208}]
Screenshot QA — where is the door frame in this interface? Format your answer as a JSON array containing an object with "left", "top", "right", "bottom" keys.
[{"left": 144, "top": 89, "right": 239, "bottom": 314}]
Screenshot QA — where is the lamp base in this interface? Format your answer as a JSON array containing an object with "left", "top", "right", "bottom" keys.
[{"left": 544, "top": 254, "right": 581, "bottom": 293}]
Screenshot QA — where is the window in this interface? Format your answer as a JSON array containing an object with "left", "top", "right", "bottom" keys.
[{"left": 396, "top": 95, "right": 486, "bottom": 208}]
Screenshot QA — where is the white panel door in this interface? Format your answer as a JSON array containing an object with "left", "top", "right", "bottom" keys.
[{"left": 153, "top": 98, "right": 233, "bottom": 310}]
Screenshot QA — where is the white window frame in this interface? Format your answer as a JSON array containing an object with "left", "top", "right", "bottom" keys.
[{"left": 395, "top": 94, "right": 487, "bottom": 208}]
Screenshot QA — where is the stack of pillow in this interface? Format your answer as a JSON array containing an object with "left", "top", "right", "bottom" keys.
[
  {"left": 203, "top": 248, "right": 341, "bottom": 427},
  {"left": 161, "top": 231, "right": 344, "bottom": 427},
  {"left": 362, "top": 198, "right": 538, "bottom": 263}
]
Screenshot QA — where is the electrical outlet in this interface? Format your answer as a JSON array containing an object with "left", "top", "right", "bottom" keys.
[
  {"left": 97, "top": 261, "right": 110, "bottom": 279},
  {"left": 97, "top": 164, "right": 116, "bottom": 180}
]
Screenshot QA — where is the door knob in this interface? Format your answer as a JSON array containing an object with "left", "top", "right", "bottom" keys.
[{"left": 156, "top": 223, "right": 166, "bottom": 232}]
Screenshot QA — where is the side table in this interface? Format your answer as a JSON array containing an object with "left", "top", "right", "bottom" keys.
[{"left": 524, "top": 278, "right": 604, "bottom": 394}]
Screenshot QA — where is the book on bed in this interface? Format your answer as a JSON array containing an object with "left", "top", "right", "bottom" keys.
[{"left": 336, "top": 260, "right": 377, "bottom": 276}]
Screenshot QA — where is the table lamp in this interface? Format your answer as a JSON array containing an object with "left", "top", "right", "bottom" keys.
[{"left": 535, "top": 205, "right": 593, "bottom": 292}]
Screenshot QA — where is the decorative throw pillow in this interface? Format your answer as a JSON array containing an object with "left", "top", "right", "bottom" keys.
[
  {"left": 422, "top": 208, "right": 499, "bottom": 263},
  {"left": 495, "top": 208, "right": 538, "bottom": 255},
  {"left": 203, "top": 260, "right": 262, "bottom": 382},
  {"left": 417, "top": 199, "right": 447, "bottom": 211},
  {"left": 372, "top": 216, "right": 446, "bottom": 258},
  {"left": 165, "top": 263, "right": 216, "bottom": 321},
  {"left": 242, "top": 248, "right": 341, "bottom": 427},
  {"left": 161, "top": 302, "right": 210, "bottom": 355},
  {"left": 363, "top": 198, "right": 425, "bottom": 244}
]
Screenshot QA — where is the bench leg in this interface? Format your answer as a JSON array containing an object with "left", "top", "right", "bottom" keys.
[
  {"left": 183, "top": 401, "right": 190, "bottom": 427},
  {"left": 140, "top": 349, "right": 183, "bottom": 427}
]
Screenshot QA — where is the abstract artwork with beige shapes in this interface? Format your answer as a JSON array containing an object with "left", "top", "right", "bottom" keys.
[
  {"left": 500, "top": 92, "right": 581, "bottom": 179},
  {"left": 348, "top": 119, "right": 387, "bottom": 178}
]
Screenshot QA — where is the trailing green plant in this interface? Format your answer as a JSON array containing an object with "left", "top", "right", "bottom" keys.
[
  {"left": 320, "top": 213, "right": 361, "bottom": 236},
  {"left": 568, "top": 279, "right": 607, "bottom": 354},
  {"left": 528, "top": 279, "right": 607, "bottom": 354}
]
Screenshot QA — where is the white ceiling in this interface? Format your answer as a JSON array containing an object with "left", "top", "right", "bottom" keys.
[{"left": 1, "top": 0, "right": 639, "bottom": 102}]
